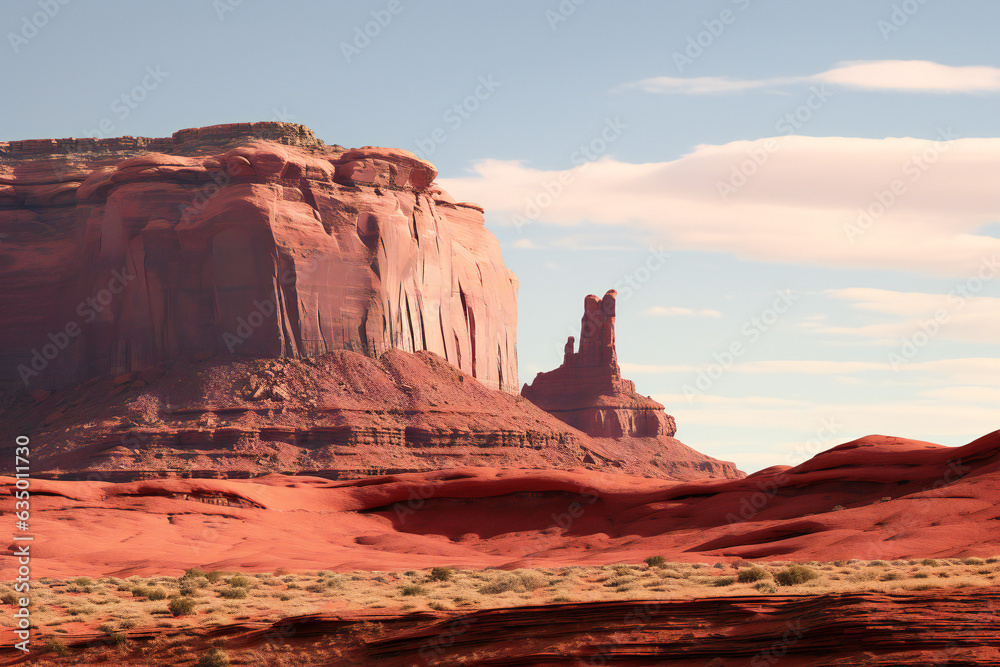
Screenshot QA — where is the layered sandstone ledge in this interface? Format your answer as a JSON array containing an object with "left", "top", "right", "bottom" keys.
[
  {"left": 0, "top": 122, "right": 517, "bottom": 392},
  {"left": 0, "top": 121, "right": 326, "bottom": 157}
]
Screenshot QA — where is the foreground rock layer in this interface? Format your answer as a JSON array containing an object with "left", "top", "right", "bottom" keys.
[
  {"left": 3, "top": 429, "right": 998, "bottom": 578},
  {"left": 4, "top": 591, "right": 998, "bottom": 666},
  {"left": 0, "top": 122, "right": 518, "bottom": 392}
]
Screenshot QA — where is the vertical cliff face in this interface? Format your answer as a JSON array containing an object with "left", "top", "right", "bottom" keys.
[
  {"left": 522, "top": 290, "right": 676, "bottom": 438},
  {"left": 0, "top": 123, "right": 518, "bottom": 392}
]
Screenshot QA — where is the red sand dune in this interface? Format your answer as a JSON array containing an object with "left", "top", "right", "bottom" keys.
[{"left": 3, "top": 430, "right": 999, "bottom": 578}]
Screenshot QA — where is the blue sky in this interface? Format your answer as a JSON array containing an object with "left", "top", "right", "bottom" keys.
[{"left": 5, "top": 0, "right": 1000, "bottom": 472}]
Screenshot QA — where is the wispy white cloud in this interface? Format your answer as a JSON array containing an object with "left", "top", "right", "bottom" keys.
[
  {"left": 623, "top": 60, "right": 1000, "bottom": 95},
  {"left": 623, "top": 357, "right": 1000, "bottom": 386},
  {"left": 645, "top": 306, "right": 722, "bottom": 317},
  {"left": 440, "top": 135, "right": 1000, "bottom": 276},
  {"left": 806, "top": 288, "right": 1000, "bottom": 345}
]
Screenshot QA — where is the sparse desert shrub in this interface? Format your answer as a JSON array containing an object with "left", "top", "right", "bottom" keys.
[
  {"left": 831, "top": 505, "right": 845, "bottom": 511},
  {"left": 274, "top": 567, "right": 289, "bottom": 576},
  {"left": 880, "top": 571, "right": 902, "bottom": 581},
  {"left": 910, "top": 583, "right": 940, "bottom": 591},
  {"left": 183, "top": 568, "right": 207, "bottom": 579},
  {"left": 72, "top": 577, "right": 93, "bottom": 586},
  {"left": 429, "top": 567, "right": 452, "bottom": 582},
  {"left": 427, "top": 601, "right": 449, "bottom": 610},
  {"left": 737, "top": 566, "right": 771, "bottom": 584},
  {"left": 712, "top": 562, "right": 724, "bottom": 569},
  {"left": 131, "top": 587, "right": 150, "bottom": 599},
  {"left": 146, "top": 588, "right": 167, "bottom": 601},
  {"left": 197, "top": 647, "right": 230, "bottom": 667},
  {"left": 401, "top": 584, "right": 426, "bottom": 596},
  {"left": 963, "top": 557, "right": 985, "bottom": 565},
  {"left": 848, "top": 569, "right": 878, "bottom": 583},
  {"left": 713, "top": 577, "right": 736, "bottom": 587},
  {"left": 774, "top": 565, "right": 819, "bottom": 586},
  {"left": 104, "top": 630, "right": 128, "bottom": 647},
  {"left": 913, "top": 572, "right": 930, "bottom": 579},
  {"left": 479, "top": 571, "right": 545, "bottom": 595},
  {"left": 1, "top": 591, "right": 18, "bottom": 605},
  {"left": 986, "top": 557, "right": 999, "bottom": 564},
  {"left": 644, "top": 556, "right": 666, "bottom": 568},
  {"left": 168, "top": 597, "right": 196, "bottom": 617},
  {"left": 603, "top": 576, "right": 636, "bottom": 589},
  {"left": 227, "top": 575, "right": 252, "bottom": 588},
  {"left": 754, "top": 582, "right": 778, "bottom": 594},
  {"left": 180, "top": 582, "right": 200, "bottom": 597},
  {"left": 43, "top": 637, "right": 71, "bottom": 657},
  {"left": 869, "top": 560, "right": 889, "bottom": 567},
  {"left": 921, "top": 559, "right": 939, "bottom": 567},
  {"left": 218, "top": 587, "right": 247, "bottom": 600},
  {"left": 205, "top": 571, "right": 225, "bottom": 584}
]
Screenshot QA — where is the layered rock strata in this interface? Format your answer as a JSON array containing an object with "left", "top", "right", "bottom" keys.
[
  {"left": 522, "top": 290, "right": 676, "bottom": 438},
  {"left": 0, "top": 122, "right": 518, "bottom": 392}
]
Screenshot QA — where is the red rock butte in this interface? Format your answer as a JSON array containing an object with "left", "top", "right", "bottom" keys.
[
  {"left": 522, "top": 289, "right": 676, "bottom": 439},
  {"left": 0, "top": 122, "right": 517, "bottom": 393}
]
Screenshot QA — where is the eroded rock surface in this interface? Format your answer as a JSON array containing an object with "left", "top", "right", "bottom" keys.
[
  {"left": 522, "top": 290, "right": 741, "bottom": 479},
  {"left": 522, "top": 290, "right": 674, "bottom": 438},
  {"left": 0, "top": 122, "right": 517, "bottom": 392}
]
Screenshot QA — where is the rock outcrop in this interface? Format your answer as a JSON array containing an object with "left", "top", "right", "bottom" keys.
[
  {"left": 1, "top": 347, "right": 736, "bottom": 481},
  {"left": 522, "top": 289, "right": 741, "bottom": 478},
  {"left": 0, "top": 122, "right": 518, "bottom": 393},
  {"left": 522, "top": 290, "right": 675, "bottom": 438}
]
